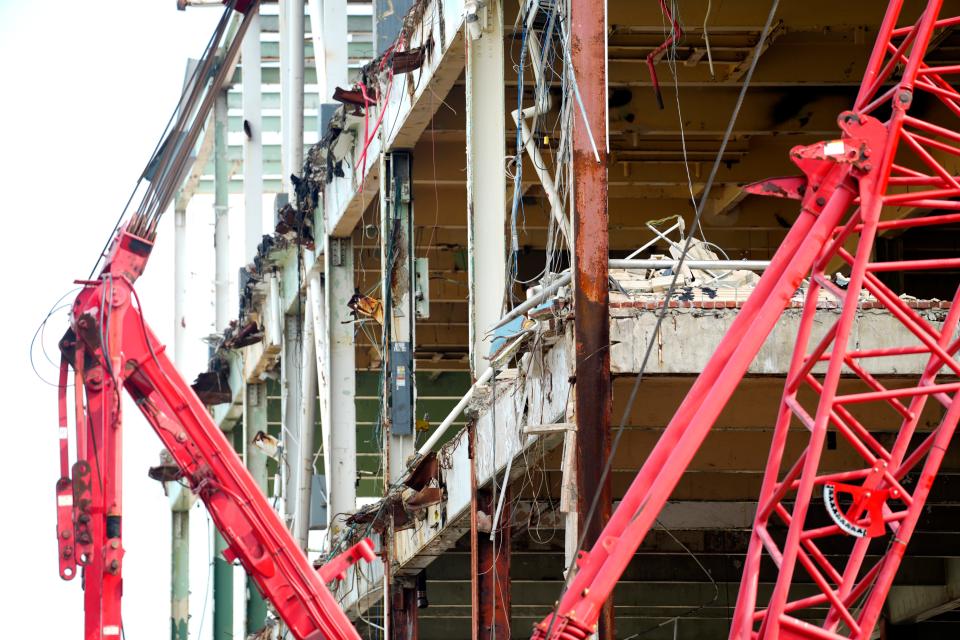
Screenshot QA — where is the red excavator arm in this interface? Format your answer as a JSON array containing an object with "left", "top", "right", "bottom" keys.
[
  {"left": 534, "top": 2, "right": 960, "bottom": 639},
  {"left": 55, "top": 229, "right": 375, "bottom": 640}
]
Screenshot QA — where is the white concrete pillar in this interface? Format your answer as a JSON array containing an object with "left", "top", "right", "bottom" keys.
[
  {"left": 324, "top": 238, "right": 357, "bottom": 536},
  {"left": 465, "top": 0, "right": 506, "bottom": 378},
  {"left": 214, "top": 90, "right": 231, "bottom": 333},
  {"left": 295, "top": 293, "right": 318, "bottom": 551},
  {"left": 322, "top": 0, "right": 348, "bottom": 93},
  {"left": 280, "top": 315, "right": 303, "bottom": 526}
]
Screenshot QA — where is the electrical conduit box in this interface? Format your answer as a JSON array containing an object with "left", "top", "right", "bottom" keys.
[{"left": 390, "top": 342, "right": 414, "bottom": 435}]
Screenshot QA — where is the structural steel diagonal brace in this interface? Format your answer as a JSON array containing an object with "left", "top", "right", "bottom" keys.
[
  {"left": 533, "top": 2, "right": 960, "bottom": 638},
  {"left": 57, "top": 230, "right": 375, "bottom": 640}
]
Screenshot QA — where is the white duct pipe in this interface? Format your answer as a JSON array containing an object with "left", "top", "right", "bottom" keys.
[
  {"left": 512, "top": 104, "right": 573, "bottom": 248},
  {"left": 416, "top": 367, "right": 494, "bottom": 459},
  {"left": 242, "top": 6, "right": 263, "bottom": 258},
  {"left": 608, "top": 259, "right": 772, "bottom": 271},
  {"left": 281, "top": 0, "right": 305, "bottom": 198}
]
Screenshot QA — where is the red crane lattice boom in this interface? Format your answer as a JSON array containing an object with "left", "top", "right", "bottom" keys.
[{"left": 534, "top": 1, "right": 960, "bottom": 638}]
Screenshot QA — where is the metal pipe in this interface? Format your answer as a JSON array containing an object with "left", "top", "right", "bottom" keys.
[
  {"left": 609, "top": 259, "right": 771, "bottom": 271},
  {"left": 512, "top": 104, "right": 572, "bottom": 248},
  {"left": 171, "top": 201, "right": 192, "bottom": 640},
  {"left": 212, "top": 85, "right": 233, "bottom": 640},
  {"left": 416, "top": 367, "right": 494, "bottom": 458},
  {"left": 281, "top": 0, "right": 305, "bottom": 198},
  {"left": 240, "top": 9, "right": 266, "bottom": 629},
  {"left": 308, "top": 272, "right": 330, "bottom": 485},
  {"left": 491, "top": 273, "right": 572, "bottom": 331},
  {"left": 267, "top": 274, "right": 282, "bottom": 347},
  {"left": 242, "top": 5, "right": 263, "bottom": 258},
  {"left": 494, "top": 259, "right": 769, "bottom": 329}
]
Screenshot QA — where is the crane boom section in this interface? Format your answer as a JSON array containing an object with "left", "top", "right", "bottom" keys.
[{"left": 58, "top": 230, "right": 373, "bottom": 640}]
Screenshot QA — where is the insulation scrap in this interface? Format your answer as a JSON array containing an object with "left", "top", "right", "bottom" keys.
[
  {"left": 191, "top": 359, "right": 232, "bottom": 405},
  {"left": 222, "top": 319, "right": 264, "bottom": 350},
  {"left": 487, "top": 315, "right": 535, "bottom": 363},
  {"left": 348, "top": 288, "right": 384, "bottom": 324}
]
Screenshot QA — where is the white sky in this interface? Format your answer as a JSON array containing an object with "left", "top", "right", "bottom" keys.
[{"left": 0, "top": 3, "right": 249, "bottom": 638}]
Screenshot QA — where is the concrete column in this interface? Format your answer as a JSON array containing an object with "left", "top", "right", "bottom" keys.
[
  {"left": 243, "top": 383, "right": 269, "bottom": 633},
  {"left": 214, "top": 89, "right": 230, "bottom": 333},
  {"left": 281, "top": 315, "right": 304, "bottom": 529},
  {"left": 380, "top": 152, "right": 416, "bottom": 483},
  {"left": 322, "top": 0, "right": 348, "bottom": 93},
  {"left": 213, "top": 530, "right": 232, "bottom": 640},
  {"left": 170, "top": 510, "right": 189, "bottom": 640},
  {"left": 308, "top": 0, "right": 348, "bottom": 99},
  {"left": 308, "top": 271, "right": 330, "bottom": 487},
  {"left": 465, "top": 0, "right": 506, "bottom": 379},
  {"left": 242, "top": 5, "right": 263, "bottom": 258},
  {"left": 294, "top": 289, "right": 318, "bottom": 551},
  {"left": 571, "top": 0, "right": 612, "bottom": 636},
  {"left": 280, "top": 0, "right": 305, "bottom": 199},
  {"left": 324, "top": 237, "right": 357, "bottom": 537}
]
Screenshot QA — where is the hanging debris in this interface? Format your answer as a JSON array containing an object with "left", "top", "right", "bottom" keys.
[{"left": 348, "top": 288, "right": 385, "bottom": 324}]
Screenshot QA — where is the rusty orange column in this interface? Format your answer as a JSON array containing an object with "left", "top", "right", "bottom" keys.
[
  {"left": 390, "top": 584, "right": 419, "bottom": 640},
  {"left": 471, "top": 424, "right": 513, "bottom": 639},
  {"left": 477, "top": 488, "right": 511, "bottom": 638},
  {"left": 570, "top": 0, "right": 613, "bottom": 637}
]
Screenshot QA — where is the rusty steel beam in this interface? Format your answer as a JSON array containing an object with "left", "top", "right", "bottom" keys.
[
  {"left": 477, "top": 488, "right": 511, "bottom": 639},
  {"left": 470, "top": 425, "right": 513, "bottom": 639},
  {"left": 571, "top": 0, "right": 613, "bottom": 637},
  {"left": 389, "top": 583, "right": 419, "bottom": 640}
]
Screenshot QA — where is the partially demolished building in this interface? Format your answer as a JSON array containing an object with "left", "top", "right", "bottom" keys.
[{"left": 163, "top": 0, "right": 960, "bottom": 638}]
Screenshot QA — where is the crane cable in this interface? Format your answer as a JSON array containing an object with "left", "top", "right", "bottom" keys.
[{"left": 87, "top": 0, "right": 254, "bottom": 278}]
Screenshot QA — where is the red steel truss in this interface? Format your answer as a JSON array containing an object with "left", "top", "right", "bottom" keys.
[
  {"left": 56, "top": 231, "right": 375, "bottom": 640},
  {"left": 534, "top": 1, "right": 960, "bottom": 638}
]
